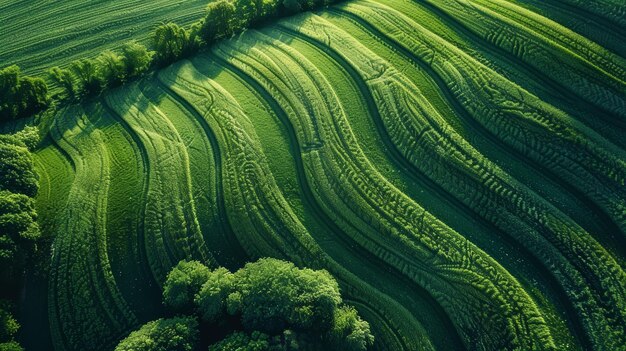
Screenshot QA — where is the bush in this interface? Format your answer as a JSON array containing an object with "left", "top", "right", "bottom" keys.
[
  {"left": 114, "top": 316, "right": 199, "bottom": 351},
  {"left": 0, "top": 342, "right": 23, "bottom": 351},
  {"left": 48, "top": 67, "right": 77, "bottom": 100},
  {"left": 163, "top": 260, "right": 212, "bottom": 312},
  {"left": 323, "top": 306, "right": 373, "bottom": 351}
]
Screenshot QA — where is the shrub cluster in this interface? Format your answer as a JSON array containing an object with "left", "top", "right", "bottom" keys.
[{"left": 162, "top": 258, "right": 374, "bottom": 350}]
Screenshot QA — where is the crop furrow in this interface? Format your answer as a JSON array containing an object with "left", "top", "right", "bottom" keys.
[
  {"left": 48, "top": 105, "right": 138, "bottom": 351},
  {"left": 275, "top": 23, "right": 591, "bottom": 349},
  {"left": 338, "top": 2, "right": 626, "bottom": 243},
  {"left": 206, "top": 54, "right": 455, "bottom": 350},
  {"left": 105, "top": 86, "right": 214, "bottom": 283},
  {"left": 216, "top": 30, "right": 555, "bottom": 350},
  {"left": 413, "top": 0, "right": 626, "bottom": 121},
  {"left": 285, "top": 12, "right": 626, "bottom": 350}
]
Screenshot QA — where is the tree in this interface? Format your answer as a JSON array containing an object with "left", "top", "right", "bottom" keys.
[
  {"left": 201, "top": 1, "right": 237, "bottom": 43},
  {"left": 195, "top": 267, "right": 235, "bottom": 323},
  {"left": 163, "top": 260, "right": 212, "bottom": 312},
  {"left": 228, "top": 258, "right": 341, "bottom": 334},
  {"left": 70, "top": 58, "right": 104, "bottom": 96},
  {"left": 98, "top": 50, "right": 126, "bottom": 87},
  {"left": 121, "top": 41, "right": 153, "bottom": 79},
  {"left": 323, "top": 306, "right": 373, "bottom": 351},
  {"left": 153, "top": 23, "right": 191, "bottom": 66},
  {"left": 114, "top": 316, "right": 199, "bottom": 351},
  {"left": 48, "top": 67, "right": 76, "bottom": 100},
  {"left": 0, "top": 65, "right": 48, "bottom": 121},
  {"left": 0, "top": 138, "right": 38, "bottom": 197}
]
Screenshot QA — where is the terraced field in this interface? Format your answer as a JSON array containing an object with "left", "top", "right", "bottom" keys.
[
  {"left": 18, "top": 0, "right": 626, "bottom": 350},
  {"left": 0, "top": 0, "right": 208, "bottom": 74}
]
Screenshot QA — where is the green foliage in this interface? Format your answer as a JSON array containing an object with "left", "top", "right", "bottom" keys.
[
  {"left": 208, "top": 331, "right": 298, "bottom": 351},
  {"left": 120, "top": 41, "right": 154, "bottom": 79},
  {"left": 153, "top": 23, "right": 200, "bottom": 66},
  {"left": 70, "top": 58, "right": 105, "bottom": 96},
  {"left": 195, "top": 267, "right": 235, "bottom": 323},
  {"left": 114, "top": 316, "right": 199, "bottom": 351},
  {"left": 48, "top": 67, "right": 76, "bottom": 100},
  {"left": 323, "top": 307, "right": 373, "bottom": 351},
  {"left": 201, "top": 1, "right": 237, "bottom": 43},
  {"left": 99, "top": 50, "right": 127, "bottom": 87},
  {"left": 0, "top": 301, "right": 19, "bottom": 343},
  {"left": 163, "top": 260, "right": 212, "bottom": 312},
  {"left": 0, "top": 342, "right": 23, "bottom": 351},
  {"left": 0, "top": 137, "right": 38, "bottom": 197},
  {"left": 0, "top": 65, "right": 48, "bottom": 121},
  {"left": 228, "top": 258, "right": 341, "bottom": 334}
]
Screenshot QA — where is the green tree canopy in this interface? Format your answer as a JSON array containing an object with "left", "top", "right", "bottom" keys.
[
  {"left": 227, "top": 258, "right": 341, "bottom": 334},
  {"left": 120, "top": 41, "right": 154, "bottom": 79},
  {"left": 163, "top": 260, "right": 213, "bottom": 312},
  {"left": 114, "top": 316, "right": 199, "bottom": 351},
  {"left": 0, "top": 138, "right": 38, "bottom": 197},
  {"left": 0, "top": 65, "right": 48, "bottom": 121}
]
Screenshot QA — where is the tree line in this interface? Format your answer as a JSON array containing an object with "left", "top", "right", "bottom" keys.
[
  {"left": 0, "top": 0, "right": 340, "bottom": 124},
  {"left": 115, "top": 258, "right": 374, "bottom": 351},
  {"left": 0, "top": 127, "right": 41, "bottom": 351}
]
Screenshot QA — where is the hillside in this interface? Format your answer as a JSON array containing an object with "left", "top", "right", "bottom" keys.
[{"left": 5, "top": 0, "right": 626, "bottom": 350}]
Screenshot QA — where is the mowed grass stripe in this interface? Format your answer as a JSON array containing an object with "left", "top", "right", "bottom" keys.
[
  {"left": 417, "top": 0, "right": 626, "bottom": 120},
  {"left": 277, "top": 17, "right": 592, "bottom": 349},
  {"left": 106, "top": 86, "right": 215, "bottom": 283},
  {"left": 340, "top": 2, "right": 626, "bottom": 243},
  {"left": 97, "top": 101, "right": 163, "bottom": 322},
  {"left": 206, "top": 49, "right": 453, "bottom": 350},
  {"left": 48, "top": 105, "right": 137, "bottom": 351},
  {"left": 217, "top": 30, "right": 554, "bottom": 350},
  {"left": 374, "top": 0, "right": 626, "bottom": 151},
  {"left": 325, "top": 6, "right": 626, "bottom": 266},
  {"left": 137, "top": 79, "right": 242, "bottom": 269},
  {"left": 338, "top": 3, "right": 626, "bottom": 348},
  {"left": 0, "top": 0, "right": 207, "bottom": 73}
]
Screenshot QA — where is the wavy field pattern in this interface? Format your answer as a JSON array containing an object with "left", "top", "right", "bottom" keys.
[{"left": 33, "top": 1, "right": 625, "bottom": 350}]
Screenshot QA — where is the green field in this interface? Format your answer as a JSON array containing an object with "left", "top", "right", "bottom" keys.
[
  {"left": 0, "top": 0, "right": 208, "bottom": 74},
  {"left": 2, "top": 0, "right": 625, "bottom": 350}
]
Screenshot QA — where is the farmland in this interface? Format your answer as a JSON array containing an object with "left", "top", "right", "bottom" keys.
[{"left": 1, "top": 0, "right": 625, "bottom": 350}]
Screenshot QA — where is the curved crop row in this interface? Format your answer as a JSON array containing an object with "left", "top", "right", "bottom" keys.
[
  {"left": 214, "top": 30, "right": 555, "bottom": 350},
  {"left": 341, "top": 1, "right": 626, "bottom": 242},
  {"left": 283, "top": 12, "right": 626, "bottom": 349},
  {"left": 199, "top": 54, "right": 458, "bottom": 350},
  {"left": 416, "top": 0, "right": 626, "bottom": 120},
  {"left": 48, "top": 105, "right": 137, "bottom": 351},
  {"left": 105, "top": 86, "right": 214, "bottom": 283},
  {"left": 158, "top": 61, "right": 436, "bottom": 350}
]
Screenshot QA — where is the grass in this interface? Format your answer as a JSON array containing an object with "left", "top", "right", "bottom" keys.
[{"left": 8, "top": 1, "right": 625, "bottom": 350}]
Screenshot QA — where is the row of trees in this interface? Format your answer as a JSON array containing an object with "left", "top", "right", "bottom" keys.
[
  {"left": 0, "top": 0, "right": 339, "bottom": 123},
  {"left": 115, "top": 258, "right": 374, "bottom": 351},
  {"left": 0, "top": 127, "right": 41, "bottom": 351},
  {"left": 48, "top": 41, "right": 153, "bottom": 100}
]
